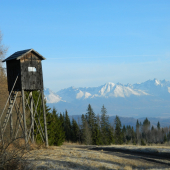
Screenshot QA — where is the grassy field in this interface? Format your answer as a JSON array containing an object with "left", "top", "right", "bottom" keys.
[{"left": 24, "top": 143, "right": 170, "bottom": 170}]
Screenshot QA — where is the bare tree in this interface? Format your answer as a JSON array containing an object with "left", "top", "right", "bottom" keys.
[
  {"left": 0, "top": 30, "right": 8, "bottom": 114},
  {"left": 0, "top": 31, "right": 7, "bottom": 68}
]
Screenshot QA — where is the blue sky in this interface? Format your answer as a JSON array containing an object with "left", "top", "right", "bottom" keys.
[{"left": 1, "top": 0, "right": 170, "bottom": 92}]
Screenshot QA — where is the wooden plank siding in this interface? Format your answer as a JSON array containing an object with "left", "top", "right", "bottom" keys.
[
  {"left": 6, "top": 51, "right": 44, "bottom": 91},
  {"left": 20, "top": 52, "right": 44, "bottom": 90}
]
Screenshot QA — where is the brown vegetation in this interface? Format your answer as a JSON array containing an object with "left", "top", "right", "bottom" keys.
[
  {"left": 24, "top": 143, "right": 170, "bottom": 170},
  {"left": 0, "top": 138, "right": 33, "bottom": 170}
]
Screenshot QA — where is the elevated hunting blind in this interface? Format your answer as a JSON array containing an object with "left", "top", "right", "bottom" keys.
[
  {"left": 3, "top": 49, "right": 45, "bottom": 92},
  {"left": 1, "top": 49, "right": 48, "bottom": 146}
]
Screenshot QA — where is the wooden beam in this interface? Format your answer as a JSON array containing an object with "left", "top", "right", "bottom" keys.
[
  {"left": 41, "top": 90, "right": 48, "bottom": 147},
  {"left": 22, "top": 89, "right": 27, "bottom": 144}
]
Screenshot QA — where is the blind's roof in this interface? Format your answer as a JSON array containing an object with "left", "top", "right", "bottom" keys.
[{"left": 2, "top": 49, "right": 46, "bottom": 62}]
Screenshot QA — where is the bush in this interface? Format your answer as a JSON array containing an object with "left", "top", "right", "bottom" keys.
[
  {"left": 0, "top": 138, "right": 32, "bottom": 170},
  {"left": 141, "top": 139, "right": 146, "bottom": 146}
]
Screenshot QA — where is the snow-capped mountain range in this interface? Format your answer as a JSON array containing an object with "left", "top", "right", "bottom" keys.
[{"left": 44, "top": 79, "right": 170, "bottom": 118}]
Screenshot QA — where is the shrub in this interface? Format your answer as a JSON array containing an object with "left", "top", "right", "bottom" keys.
[
  {"left": 0, "top": 138, "right": 32, "bottom": 170},
  {"left": 141, "top": 139, "right": 146, "bottom": 146}
]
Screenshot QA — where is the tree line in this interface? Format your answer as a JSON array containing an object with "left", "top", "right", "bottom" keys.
[{"left": 42, "top": 101, "right": 170, "bottom": 146}]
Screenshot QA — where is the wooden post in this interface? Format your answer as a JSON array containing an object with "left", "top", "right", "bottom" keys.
[
  {"left": 22, "top": 89, "right": 27, "bottom": 144},
  {"left": 30, "top": 92, "right": 34, "bottom": 143},
  {"left": 41, "top": 90, "right": 48, "bottom": 147}
]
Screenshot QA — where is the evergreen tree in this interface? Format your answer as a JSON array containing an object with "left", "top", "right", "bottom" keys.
[
  {"left": 164, "top": 135, "right": 167, "bottom": 143},
  {"left": 48, "top": 108, "right": 65, "bottom": 146},
  {"left": 64, "top": 110, "right": 72, "bottom": 141},
  {"left": 59, "top": 113, "right": 64, "bottom": 129},
  {"left": 131, "top": 126, "right": 136, "bottom": 144},
  {"left": 93, "top": 120, "right": 102, "bottom": 145},
  {"left": 107, "top": 125, "right": 114, "bottom": 144},
  {"left": 136, "top": 119, "right": 140, "bottom": 142},
  {"left": 95, "top": 114, "right": 102, "bottom": 145},
  {"left": 100, "top": 105, "right": 110, "bottom": 144},
  {"left": 157, "top": 121, "right": 160, "bottom": 130},
  {"left": 122, "top": 125, "right": 126, "bottom": 143},
  {"left": 151, "top": 125, "right": 154, "bottom": 131},
  {"left": 85, "top": 104, "right": 97, "bottom": 145},
  {"left": 71, "top": 118, "right": 79, "bottom": 142},
  {"left": 114, "top": 115, "right": 123, "bottom": 144},
  {"left": 81, "top": 115, "right": 92, "bottom": 145},
  {"left": 142, "top": 118, "right": 150, "bottom": 140}
]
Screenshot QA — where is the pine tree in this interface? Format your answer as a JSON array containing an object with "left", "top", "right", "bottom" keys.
[
  {"left": 122, "top": 125, "right": 126, "bottom": 143},
  {"left": 96, "top": 114, "right": 102, "bottom": 145},
  {"left": 157, "top": 121, "right": 160, "bottom": 130},
  {"left": 93, "top": 120, "right": 102, "bottom": 145},
  {"left": 136, "top": 119, "right": 140, "bottom": 142},
  {"left": 85, "top": 104, "right": 97, "bottom": 145},
  {"left": 108, "top": 125, "right": 114, "bottom": 144},
  {"left": 151, "top": 125, "right": 154, "bottom": 131},
  {"left": 59, "top": 113, "right": 64, "bottom": 128},
  {"left": 100, "top": 105, "right": 110, "bottom": 144},
  {"left": 114, "top": 115, "right": 123, "bottom": 144},
  {"left": 48, "top": 108, "right": 65, "bottom": 146},
  {"left": 64, "top": 110, "right": 72, "bottom": 141},
  {"left": 131, "top": 127, "right": 136, "bottom": 144},
  {"left": 71, "top": 118, "right": 79, "bottom": 142},
  {"left": 81, "top": 115, "right": 92, "bottom": 145},
  {"left": 142, "top": 118, "right": 150, "bottom": 141}
]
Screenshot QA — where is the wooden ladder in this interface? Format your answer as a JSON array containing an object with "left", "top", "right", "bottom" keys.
[{"left": 1, "top": 91, "right": 18, "bottom": 134}]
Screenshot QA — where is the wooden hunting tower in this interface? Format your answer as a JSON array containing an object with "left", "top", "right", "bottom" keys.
[
  {"left": 3, "top": 49, "right": 45, "bottom": 92},
  {"left": 1, "top": 49, "right": 48, "bottom": 147}
]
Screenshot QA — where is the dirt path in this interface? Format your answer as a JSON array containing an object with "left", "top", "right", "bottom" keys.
[{"left": 25, "top": 144, "right": 170, "bottom": 170}]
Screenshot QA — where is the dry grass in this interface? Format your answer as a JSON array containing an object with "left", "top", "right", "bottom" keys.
[
  {"left": 63, "top": 141, "right": 82, "bottom": 146},
  {"left": 0, "top": 138, "right": 34, "bottom": 170},
  {"left": 24, "top": 143, "right": 170, "bottom": 170}
]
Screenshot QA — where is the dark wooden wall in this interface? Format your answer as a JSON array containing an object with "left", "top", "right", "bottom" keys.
[
  {"left": 6, "top": 60, "right": 21, "bottom": 92},
  {"left": 20, "top": 52, "right": 44, "bottom": 90}
]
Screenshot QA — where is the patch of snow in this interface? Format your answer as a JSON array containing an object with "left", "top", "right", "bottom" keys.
[
  {"left": 168, "top": 87, "right": 170, "bottom": 93},
  {"left": 124, "top": 87, "right": 140, "bottom": 96},
  {"left": 45, "top": 93, "right": 62, "bottom": 103},
  {"left": 100, "top": 86, "right": 107, "bottom": 95},
  {"left": 76, "top": 90, "right": 84, "bottom": 99},
  {"left": 155, "top": 79, "right": 160, "bottom": 86},
  {"left": 85, "top": 92, "right": 91, "bottom": 99},
  {"left": 113, "top": 85, "right": 125, "bottom": 97}
]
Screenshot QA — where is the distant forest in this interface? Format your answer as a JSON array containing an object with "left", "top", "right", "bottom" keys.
[{"left": 40, "top": 93, "right": 170, "bottom": 146}]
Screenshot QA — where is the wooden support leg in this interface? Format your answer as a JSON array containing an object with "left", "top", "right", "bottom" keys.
[
  {"left": 30, "top": 92, "right": 34, "bottom": 143},
  {"left": 22, "top": 89, "right": 27, "bottom": 144},
  {"left": 41, "top": 90, "right": 48, "bottom": 147}
]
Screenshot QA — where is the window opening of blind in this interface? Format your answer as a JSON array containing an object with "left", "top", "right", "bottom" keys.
[{"left": 28, "top": 67, "right": 36, "bottom": 72}]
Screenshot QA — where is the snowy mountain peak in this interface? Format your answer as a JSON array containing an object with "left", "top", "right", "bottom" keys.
[
  {"left": 154, "top": 78, "right": 161, "bottom": 86},
  {"left": 45, "top": 79, "right": 170, "bottom": 118},
  {"left": 44, "top": 87, "right": 64, "bottom": 103},
  {"left": 99, "top": 82, "right": 115, "bottom": 95},
  {"left": 44, "top": 79, "right": 170, "bottom": 104}
]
